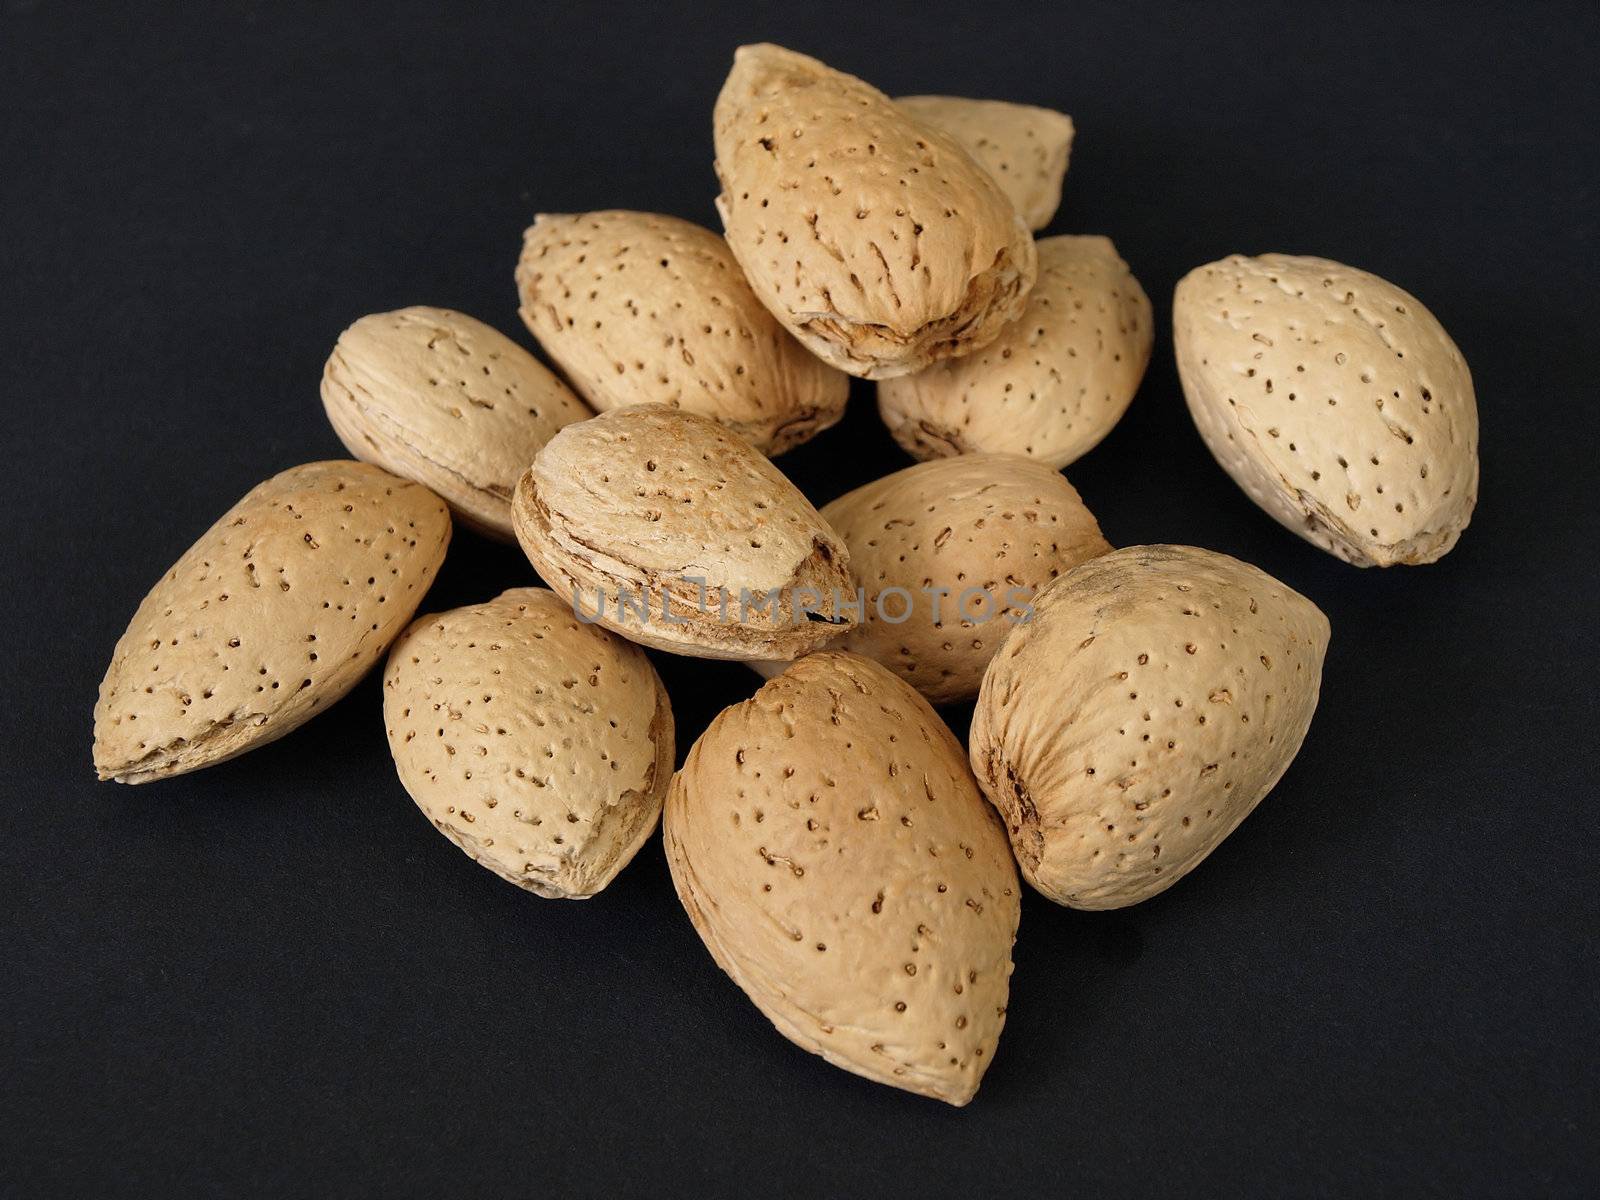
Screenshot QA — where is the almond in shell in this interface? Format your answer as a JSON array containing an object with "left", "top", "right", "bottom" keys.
[
  {"left": 895, "top": 95, "right": 1074, "bottom": 232},
  {"left": 970, "top": 545, "right": 1329, "bottom": 909},
  {"left": 713, "top": 44, "right": 1037, "bottom": 380},
  {"left": 94, "top": 461, "right": 451, "bottom": 784},
  {"left": 383, "top": 588, "right": 673, "bottom": 898},
  {"left": 321, "top": 306, "right": 590, "bottom": 540},
  {"left": 1173, "top": 253, "right": 1479, "bottom": 565},
  {"left": 878, "top": 235, "right": 1152, "bottom": 467},
  {"left": 815, "top": 454, "right": 1111, "bottom": 703},
  {"left": 515, "top": 211, "right": 848, "bottom": 455},
  {"left": 665, "top": 650, "right": 1020, "bottom": 1105},
  {"left": 512, "top": 405, "right": 854, "bottom": 661}
]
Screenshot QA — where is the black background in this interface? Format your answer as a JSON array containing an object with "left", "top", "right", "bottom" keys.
[{"left": 4, "top": 2, "right": 1597, "bottom": 1196}]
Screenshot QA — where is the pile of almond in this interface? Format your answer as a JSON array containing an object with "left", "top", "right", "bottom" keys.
[{"left": 91, "top": 44, "right": 1480, "bottom": 1106}]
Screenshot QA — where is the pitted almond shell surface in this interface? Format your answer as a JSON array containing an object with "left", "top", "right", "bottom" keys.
[
  {"left": 515, "top": 211, "right": 848, "bottom": 455},
  {"left": 512, "top": 405, "right": 854, "bottom": 661},
  {"left": 713, "top": 44, "right": 1037, "bottom": 380},
  {"left": 818, "top": 454, "right": 1111, "bottom": 703},
  {"left": 970, "top": 545, "right": 1329, "bottom": 909},
  {"left": 383, "top": 588, "right": 672, "bottom": 899},
  {"left": 1173, "top": 253, "right": 1478, "bottom": 566},
  {"left": 665, "top": 651, "right": 1020, "bottom": 1105},
  {"left": 895, "top": 95, "right": 1074, "bottom": 232},
  {"left": 321, "top": 306, "right": 590, "bottom": 540},
  {"left": 94, "top": 461, "right": 451, "bottom": 784},
  {"left": 878, "top": 235, "right": 1152, "bottom": 468}
]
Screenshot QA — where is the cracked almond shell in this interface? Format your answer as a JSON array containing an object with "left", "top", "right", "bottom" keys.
[
  {"left": 878, "top": 235, "right": 1152, "bottom": 468},
  {"left": 515, "top": 211, "right": 848, "bottom": 455},
  {"left": 895, "top": 95, "right": 1074, "bottom": 232},
  {"left": 511, "top": 405, "right": 854, "bottom": 661},
  {"left": 665, "top": 650, "right": 1020, "bottom": 1105},
  {"left": 970, "top": 545, "right": 1329, "bottom": 909},
  {"left": 817, "top": 454, "right": 1111, "bottom": 703},
  {"left": 383, "top": 588, "right": 673, "bottom": 899},
  {"left": 94, "top": 461, "right": 451, "bottom": 784},
  {"left": 321, "top": 306, "right": 590, "bottom": 540},
  {"left": 713, "top": 44, "right": 1037, "bottom": 380},
  {"left": 1174, "top": 253, "right": 1479, "bottom": 566}
]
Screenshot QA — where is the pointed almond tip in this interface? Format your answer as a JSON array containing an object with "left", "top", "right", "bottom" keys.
[
  {"left": 939, "top": 1083, "right": 979, "bottom": 1107},
  {"left": 731, "top": 42, "right": 806, "bottom": 74}
]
